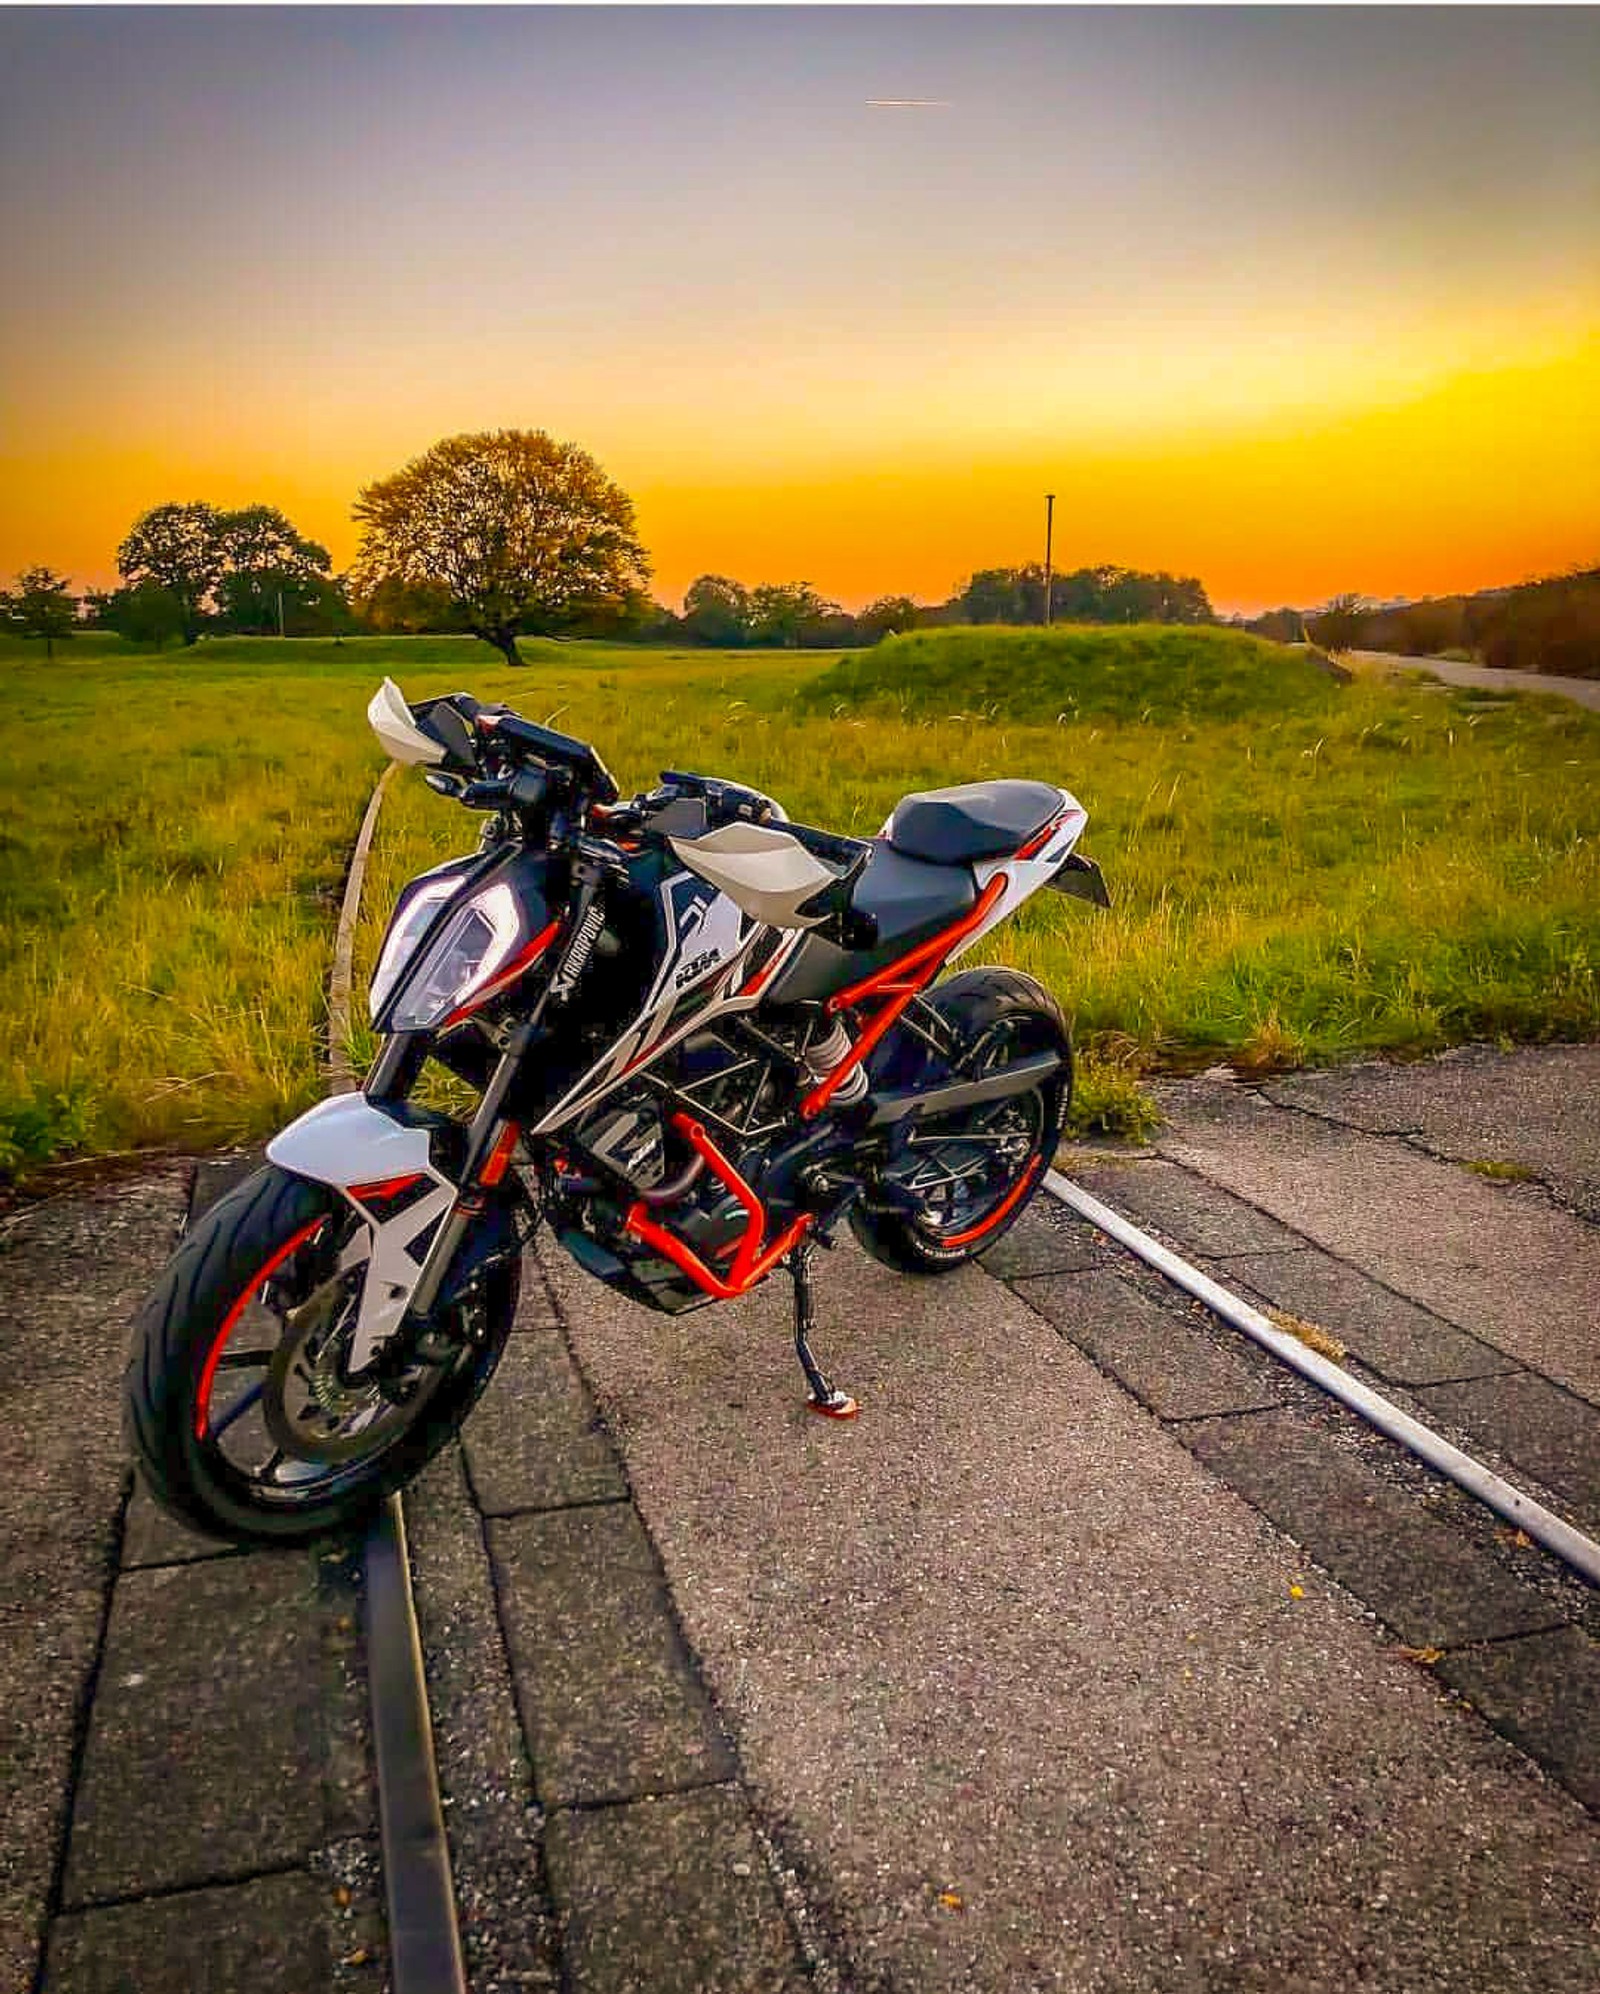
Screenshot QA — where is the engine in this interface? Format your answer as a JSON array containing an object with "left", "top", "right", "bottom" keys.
[{"left": 553, "top": 1029, "right": 800, "bottom": 1313}]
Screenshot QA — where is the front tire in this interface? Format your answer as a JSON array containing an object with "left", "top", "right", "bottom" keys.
[
  {"left": 850, "top": 967, "right": 1070, "bottom": 1275},
  {"left": 125, "top": 1163, "right": 518, "bottom": 1545}
]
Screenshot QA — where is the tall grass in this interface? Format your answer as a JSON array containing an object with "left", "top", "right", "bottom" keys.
[{"left": 4, "top": 627, "right": 1597, "bottom": 1174}]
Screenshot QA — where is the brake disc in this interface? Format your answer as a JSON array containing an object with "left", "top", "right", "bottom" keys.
[{"left": 263, "top": 1265, "right": 442, "bottom": 1465}]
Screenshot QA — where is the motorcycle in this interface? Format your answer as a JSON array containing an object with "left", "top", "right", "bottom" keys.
[{"left": 126, "top": 679, "right": 1109, "bottom": 1543}]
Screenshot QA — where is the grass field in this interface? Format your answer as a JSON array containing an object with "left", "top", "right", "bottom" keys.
[{"left": 3, "top": 626, "right": 1598, "bottom": 1177}]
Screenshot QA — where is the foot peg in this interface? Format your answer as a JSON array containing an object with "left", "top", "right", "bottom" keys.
[{"left": 788, "top": 1241, "right": 859, "bottom": 1421}]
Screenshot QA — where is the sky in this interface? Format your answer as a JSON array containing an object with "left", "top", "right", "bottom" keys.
[{"left": 1, "top": 5, "right": 1597, "bottom": 615}]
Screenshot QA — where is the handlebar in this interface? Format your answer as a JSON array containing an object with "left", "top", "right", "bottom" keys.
[{"left": 407, "top": 694, "right": 873, "bottom": 887}]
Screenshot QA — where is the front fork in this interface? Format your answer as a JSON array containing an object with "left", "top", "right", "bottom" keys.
[{"left": 378, "top": 1022, "right": 535, "bottom": 1332}]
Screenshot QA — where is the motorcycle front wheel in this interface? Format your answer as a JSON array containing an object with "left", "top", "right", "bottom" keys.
[
  {"left": 125, "top": 1162, "right": 518, "bottom": 1545},
  {"left": 850, "top": 967, "right": 1070, "bottom": 1275}
]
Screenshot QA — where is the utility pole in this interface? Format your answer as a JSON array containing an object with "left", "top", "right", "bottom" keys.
[
  {"left": 1043, "top": 493, "right": 1055, "bottom": 627},
  {"left": 276, "top": 589, "right": 286, "bottom": 639}
]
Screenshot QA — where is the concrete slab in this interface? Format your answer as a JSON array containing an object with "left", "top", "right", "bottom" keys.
[
  {"left": 1013, "top": 1269, "right": 1281, "bottom": 1419},
  {"left": 509, "top": 1257, "right": 566, "bottom": 1333},
  {"left": 1414, "top": 1373, "right": 1600, "bottom": 1530},
  {"left": 1264, "top": 1044, "right": 1600, "bottom": 1222},
  {"left": 490, "top": 1503, "right": 735, "bottom": 1809},
  {"left": 63, "top": 1548, "right": 369, "bottom": 1906},
  {"left": 975, "top": 1206, "right": 1102, "bottom": 1281},
  {"left": 43, "top": 1871, "right": 337, "bottom": 1994},
  {"left": 463, "top": 1327, "right": 627, "bottom": 1517},
  {"left": 1151, "top": 1075, "right": 1600, "bottom": 1402},
  {"left": 1219, "top": 1248, "right": 1512, "bottom": 1386},
  {"left": 1066, "top": 1156, "right": 1307, "bottom": 1259},
  {"left": 121, "top": 1487, "right": 240, "bottom": 1569},
  {"left": 1182, "top": 1411, "right": 1563, "bottom": 1651},
  {"left": 541, "top": 1236, "right": 1600, "bottom": 1994},
  {"left": 188, "top": 1149, "right": 266, "bottom": 1225},
  {"left": 1437, "top": 1626, "right": 1600, "bottom": 1813},
  {"left": 0, "top": 1168, "right": 189, "bottom": 1993},
  {"left": 545, "top": 1785, "right": 807, "bottom": 1994},
  {"left": 404, "top": 1446, "right": 562, "bottom": 1991}
]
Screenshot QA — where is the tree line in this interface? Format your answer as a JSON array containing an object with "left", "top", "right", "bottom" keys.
[
  {"left": 1293, "top": 568, "right": 1600, "bottom": 679},
  {"left": 5, "top": 424, "right": 1214, "bottom": 665}
]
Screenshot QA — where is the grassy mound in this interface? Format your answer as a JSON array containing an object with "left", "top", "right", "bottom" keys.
[{"left": 800, "top": 624, "right": 1341, "bottom": 727}]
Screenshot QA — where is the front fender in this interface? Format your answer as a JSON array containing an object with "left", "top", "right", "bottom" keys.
[
  {"left": 267, "top": 1093, "right": 453, "bottom": 1191},
  {"left": 266, "top": 1095, "right": 459, "bottom": 1370}
]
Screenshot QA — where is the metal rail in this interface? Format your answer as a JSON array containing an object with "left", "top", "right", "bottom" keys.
[
  {"left": 364, "top": 1496, "right": 469, "bottom": 1994},
  {"left": 332, "top": 767, "right": 468, "bottom": 1991},
  {"left": 1044, "top": 1169, "right": 1600, "bottom": 1589}
]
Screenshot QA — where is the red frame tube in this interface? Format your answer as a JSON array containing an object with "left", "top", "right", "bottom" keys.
[
  {"left": 800, "top": 873, "right": 1008, "bottom": 1119},
  {"left": 624, "top": 1114, "right": 812, "bottom": 1300}
]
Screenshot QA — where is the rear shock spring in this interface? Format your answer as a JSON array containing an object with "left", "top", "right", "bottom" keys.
[{"left": 802, "top": 1016, "right": 868, "bottom": 1106}]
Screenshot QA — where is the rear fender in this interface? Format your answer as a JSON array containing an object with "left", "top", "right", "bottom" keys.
[
  {"left": 266, "top": 1095, "right": 458, "bottom": 1369},
  {"left": 954, "top": 789, "right": 1089, "bottom": 956}
]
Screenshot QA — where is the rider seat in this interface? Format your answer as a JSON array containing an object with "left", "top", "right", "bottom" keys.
[{"left": 887, "top": 780, "right": 1063, "bottom": 866}]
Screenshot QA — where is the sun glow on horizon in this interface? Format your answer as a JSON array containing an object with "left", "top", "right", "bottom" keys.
[{"left": 2, "top": 8, "right": 1596, "bottom": 617}]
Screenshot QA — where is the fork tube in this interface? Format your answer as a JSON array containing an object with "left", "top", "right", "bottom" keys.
[
  {"left": 405, "top": 1023, "right": 534, "bottom": 1320},
  {"left": 365, "top": 1032, "right": 428, "bottom": 1103}
]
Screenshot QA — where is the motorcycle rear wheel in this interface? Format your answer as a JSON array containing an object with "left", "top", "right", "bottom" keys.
[
  {"left": 850, "top": 967, "right": 1070, "bottom": 1275},
  {"left": 124, "top": 1162, "right": 518, "bottom": 1545}
]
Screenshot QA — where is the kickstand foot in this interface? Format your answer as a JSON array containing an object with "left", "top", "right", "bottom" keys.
[{"left": 788, "top": 1239, "right": 859, "bottom": 1421}]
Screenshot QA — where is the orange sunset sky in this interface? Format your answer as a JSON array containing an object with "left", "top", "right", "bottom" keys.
[{"left": 2, "top": 7, "right": 1597, "bottom": 616}]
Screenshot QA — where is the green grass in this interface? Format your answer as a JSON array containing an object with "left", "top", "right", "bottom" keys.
[
  {"left": 801, "top": 623, "right": 1341, "bottom": 726},
  {"left": 1462, "top": 1157, "right": 1537, "bottom": 1183},
  {"left": 4, "top": 624, "right": 1598, "bottom": 1176}
]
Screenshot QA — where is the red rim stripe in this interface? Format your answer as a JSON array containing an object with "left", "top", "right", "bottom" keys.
[
  {"left": 193, "top": 1215, "right": 326, "bottom": 1441},
  {"left": 478, "top": 1121, "right": 521, "bottom": 1188},
  {"left": 938, "top": 1153, "right": 1045, "bottom": 1248}
]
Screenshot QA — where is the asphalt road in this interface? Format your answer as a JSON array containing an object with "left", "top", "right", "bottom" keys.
[{"left": 1347, "top": 650, "right": 1600, "bottom": 712}]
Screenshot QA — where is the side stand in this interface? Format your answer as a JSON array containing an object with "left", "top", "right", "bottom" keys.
[{"left": 787, "top": 1238, "right": 858, "bottom": 1420}]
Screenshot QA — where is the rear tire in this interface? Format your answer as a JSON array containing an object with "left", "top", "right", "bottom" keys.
[
  {"left": 125, "top": 1163, "right": 518, "bottom": 1546},
  {"left": 849, "top": 967, "right": 1070, "bottom": 1275}
]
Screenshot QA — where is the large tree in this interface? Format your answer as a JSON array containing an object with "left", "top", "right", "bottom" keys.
[
  {"left": 114, "top": 499, "right": 334, "bottom": 641},
  {"left": 352, "top": 429, "right": 649, "bottom": 666},
  {"left": 116, "top": 502, "right": 225, "bottom": 644},
  {"left": 855, "top": 595, "right": 921, "bottom": 645},
  {"left": 748, "top": 581, "right": 839, "bottom": 648},
  {"left": 212, "top": 504, "right": 333, "bottom": 635},
  {"left": 682, "top": 574, "right": 753, "bottom": 647},
  {"left": 1, "top": 566, "right": 79, "bottom": 660}
]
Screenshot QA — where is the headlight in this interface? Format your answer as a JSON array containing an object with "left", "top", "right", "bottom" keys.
[
  {"left": 389, "top": 882, "right": 528, "bottom": 1033},
  {"left": 369, "top": 878, "right": 462, "bottom": 1021}
]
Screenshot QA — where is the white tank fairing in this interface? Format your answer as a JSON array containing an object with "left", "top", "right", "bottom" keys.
[{"left": 266, "top": 1093, "right": 457, "bottom": 1369}]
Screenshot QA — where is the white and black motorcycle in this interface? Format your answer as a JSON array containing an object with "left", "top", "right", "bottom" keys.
[{"left": 126, "top": 680, "right": 1108, "bottom": 1543}]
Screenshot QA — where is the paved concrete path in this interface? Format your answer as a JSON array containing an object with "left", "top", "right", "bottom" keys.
[
  {"left": 1347, "top": 650, "right": 1600, "bottom": 712},
  {"left": 539, "top": 1159, "right": 1600, "bottom": 1992},
  {"left": 4, "top": 1160, "right": 384, "bottom": 1994},
  {"left": 8, "top": 1043, "right": 1599, "bottom": 1991}
]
